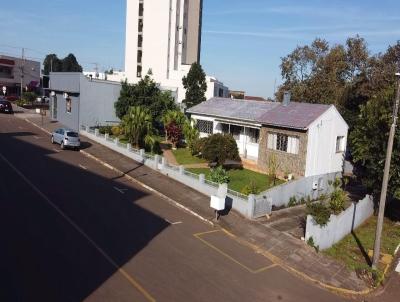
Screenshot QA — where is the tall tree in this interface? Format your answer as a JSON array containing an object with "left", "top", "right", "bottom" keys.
[
  {"left": 43, "top": 54, "right": 62, "bottom": 75},
  {"left": 62, "top": 54, "right": 83, "bottom": 72},
  {"left": 182, "top": 63, "right": 207, "bottom": 108},
  {"left": 115, "top": 73, "right": 177, "bottom": 124}
]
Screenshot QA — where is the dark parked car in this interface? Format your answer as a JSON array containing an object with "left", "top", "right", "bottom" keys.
[{"left": 0, "top": 99, "right": 13, "bottom": 114}]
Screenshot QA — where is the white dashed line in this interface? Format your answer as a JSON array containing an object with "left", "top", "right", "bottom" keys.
[
  {"left": 113, "top": 187, "right": 128, "bottom": 194},
  {"left": 53, "top": 148, "right": 61, "bottom": 153},
  {"left": 165, "top": 219, "right": 183, "bottom": 225},
  {"left": 78, "top": 164, "right": 87, "bottom": 170}
]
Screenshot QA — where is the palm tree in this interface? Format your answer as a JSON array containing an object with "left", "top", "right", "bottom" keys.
[
  {"left": 122, "top": 106, "right": 153, "bottom": 148},
  {"left": 183, "top": 119, "right": 199, "bottom": 150}
]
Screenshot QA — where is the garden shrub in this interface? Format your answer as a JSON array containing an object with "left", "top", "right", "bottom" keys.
[
  {"left": 209, "top": 166, "right": 230, "bottom": 184},
  {"left": 22, "top": 91, "right": 37, "bottom": 104},
  {"left": 306, "top": 202, "right": 331, "bottom": 227},
  {"left": 241, "top": 181, "right": 260, "bottom": 195},
  {"left": 288, "top": 196, "right": 297, "bottom": 207},
  {"left": 329, "top": 189, "right": 348, "bottom": 215},
  {"left": 202, "top": 133, "right": 240, "bottom": 166},
  {"left": 99, "top": 125, "right": 113, "bottom": 134},
  {"left": 190, "top": 137, "right": 208, "bottom": 156},
  {"left": 111, "top": 126, "right": 121, "bottom": 137}
]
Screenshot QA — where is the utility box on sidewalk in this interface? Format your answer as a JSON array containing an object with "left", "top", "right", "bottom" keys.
[{"left": 210, "top": 184, "right": 227, "bottom": 211}]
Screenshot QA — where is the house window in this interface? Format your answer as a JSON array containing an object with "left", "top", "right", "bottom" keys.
[
  {"left": 336, "top": 136, "right": 345, "bottom": 152},
  {"left": 196, "top": 119, "right": 213, "bottom": 134},
  {"left": 267, "top": 132, "right": 299, "bottom": 155},
  {"left": 137, "top": 65, "right": 142, "bottom": 78},
  {"left": 66, "top": 98, "right": 72, "bottom": 113},
  {"left": 248, "top": 128, "right": 260, "bottom": 143}
]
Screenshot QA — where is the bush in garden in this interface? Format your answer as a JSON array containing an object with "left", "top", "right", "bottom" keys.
[
  {"left": 22, "top": 91, "right": 37, "bottom": 104},
  {"left": 165, "top": 121, "right": 182, "bottom": 148},
  {"left": 241, "top": 181, "right": 260, "bottom": 195},
  {"left": 190, "top": 137, "right": 208, "bottom": 156},
  {"left": 202, "top": 133, "right": 240, "bottom": 166},
  {"left": 99, "top": 125, "right": 113, "bottom": 134},
  {"left": 209, "top": 166, "right": 230, "bottom": 184},
  {"left": 111, "top": 126, "right": 121, "bottom": 137},
  {"left": 306, "top": 202, "right": 331, "bottom": 227},
  {"left": 329, "top": 188, "right": 348, "bottom": 215},
  {"left": 288, "top": 196, "right": 297, "bottom": 207}
]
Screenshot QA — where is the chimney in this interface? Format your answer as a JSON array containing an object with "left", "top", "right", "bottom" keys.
[{"left": 283, "top": 91, "right": 291, "bottom": 106}]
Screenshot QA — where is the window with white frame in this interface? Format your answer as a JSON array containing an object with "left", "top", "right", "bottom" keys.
[
  {"left": 336, "top": 136, "right": 345, "bottom": 152},
  {"left": 248, "top": 128, "right": 260, "bottom": 143},
  {"left": 196, "top": 119, "right": 213, "bottom": 134},
  {"left": 267, "top": 132, "right": 299, "bottom": 154}
]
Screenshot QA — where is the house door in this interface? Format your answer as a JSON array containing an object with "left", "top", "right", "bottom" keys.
[{"left": 52, "top": 96, "right": 57, "bottom": 119}]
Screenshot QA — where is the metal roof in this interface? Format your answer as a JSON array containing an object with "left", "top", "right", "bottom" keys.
[{"left": 187, "top": 97, "right": 332, "bottom": 130}]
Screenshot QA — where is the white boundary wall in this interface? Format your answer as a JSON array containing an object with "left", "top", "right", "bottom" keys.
[
  {"left": 257, "top": 172, "right": 341, "bottom": 208},
  {"left": 80, "top": 127, "right": 253, "bottom": 218},
  {"left": 305, "top": 195, "right": 374, "bottom": 250}
]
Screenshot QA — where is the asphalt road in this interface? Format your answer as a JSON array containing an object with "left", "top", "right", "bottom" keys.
[{"left": 0, "top": 114, "right": 346, "bottom": 301}]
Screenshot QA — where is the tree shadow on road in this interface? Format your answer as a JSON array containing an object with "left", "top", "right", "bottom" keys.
[{"left": 0, "top": 131, "right": 169, "bottom": 302}]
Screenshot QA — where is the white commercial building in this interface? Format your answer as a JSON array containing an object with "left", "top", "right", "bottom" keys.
[{"left": 120, "top": 0, "right": 229, "bottom": 104}]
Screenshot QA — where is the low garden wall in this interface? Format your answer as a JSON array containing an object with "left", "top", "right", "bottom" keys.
[
  {"left": 305, "top": 195, "right": 374, "bottom": 250},
  {"left": 256, "top": 172, "right": 341, "bottom": 208},
  {"left": 80, "top": 127, "right": 254, "bottom": 219}
]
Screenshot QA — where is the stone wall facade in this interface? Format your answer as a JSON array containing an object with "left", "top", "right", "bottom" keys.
[{"left": 258, "top": 126, "right": 308, "bottom": 177}]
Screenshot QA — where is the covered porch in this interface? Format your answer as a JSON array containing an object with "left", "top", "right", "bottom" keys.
[{"left": 214, "top": 120, "right": 261, "bottom": 161}]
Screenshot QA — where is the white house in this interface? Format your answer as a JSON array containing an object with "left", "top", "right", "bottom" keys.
[{"left": 187, "top": 96, "right": 349, "bottom": 177}]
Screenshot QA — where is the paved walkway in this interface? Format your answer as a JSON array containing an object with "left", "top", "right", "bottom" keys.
[
  {"left": 161, "top": 149, "right": 178, "bottom": 166},
  {"left": 14, "top": 108, "right": 369, "bottom": 294}
]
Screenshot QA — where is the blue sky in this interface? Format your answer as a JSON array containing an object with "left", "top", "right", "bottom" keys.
[{"left": 1, "top": 0, "right": 399, "bottom": 97}]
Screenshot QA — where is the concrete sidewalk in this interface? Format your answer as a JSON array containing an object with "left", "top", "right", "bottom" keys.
[{"left": 15, "top": 108, "right": 369, "bottom": 294}]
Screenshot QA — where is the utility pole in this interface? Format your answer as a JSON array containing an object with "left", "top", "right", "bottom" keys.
[
  {"left": 20, "top": 48, "right": 25, "bottom": 98},
  {"left": 372, "top": 71, "right": 400, "bottom": 269}
]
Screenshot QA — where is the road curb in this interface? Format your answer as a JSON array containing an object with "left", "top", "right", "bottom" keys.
[
  {"left": 79, "top": 149, "right": 215, "bottom": 227},
  {"left": 23, "top": 118, "right": 52, "bottom": 135}
]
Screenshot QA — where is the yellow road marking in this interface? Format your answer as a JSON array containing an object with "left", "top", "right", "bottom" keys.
[
  {"left": 194, "top": 230, "right": 276, "bottom": 274},
  {"left": 0, "top": 151, "right": 156, "bottom": 302}
]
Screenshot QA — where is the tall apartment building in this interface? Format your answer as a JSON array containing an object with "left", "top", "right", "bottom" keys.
[{"left": 124, "top": 0, "right": 229, "bottom": 104}]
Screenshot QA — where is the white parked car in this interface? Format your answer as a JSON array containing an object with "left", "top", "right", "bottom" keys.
[{"left": 51, "top": 128, "right": 80, "bottom": 150}]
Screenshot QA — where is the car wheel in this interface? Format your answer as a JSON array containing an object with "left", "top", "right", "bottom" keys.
[
  {"left": 51, "top": 136, "right": 55, "bottom": 144},
  {"left": 60, "top": 141, "right": 65, "bottom": 150}
]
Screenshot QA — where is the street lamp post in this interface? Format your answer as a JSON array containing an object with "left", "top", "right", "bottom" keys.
[{"left": 372, "top": 72, "right": 400, "bottom": 269}]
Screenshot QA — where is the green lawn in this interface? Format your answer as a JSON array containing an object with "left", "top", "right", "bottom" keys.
[
  {"left": 324, "top": 216, "right": 400, "bottom": 271},
  {"left": 172, "top": 148, "right": 207, "bottom": 165},
  {"left": 187, "top": 167, "right": 283, "bottom": 193}
]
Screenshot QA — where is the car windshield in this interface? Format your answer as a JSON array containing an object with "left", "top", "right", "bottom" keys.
[{"left": 66, "top": 132, "right": 79, "bottom": 137}]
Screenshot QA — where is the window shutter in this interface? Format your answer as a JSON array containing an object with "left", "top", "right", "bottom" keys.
[{"left": 287, "top": 136, "right": 299, "bottom": 154}]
